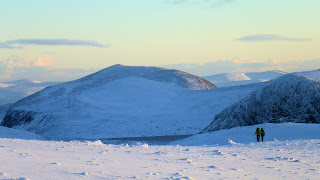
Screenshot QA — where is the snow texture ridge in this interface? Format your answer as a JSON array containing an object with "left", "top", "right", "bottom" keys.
[{"left": 202, "top": 70, "right": 320, "bottom": 133}]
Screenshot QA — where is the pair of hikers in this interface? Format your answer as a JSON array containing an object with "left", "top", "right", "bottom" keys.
[{"left": 254, "top": 128, "right": 265, "bottom": 142}]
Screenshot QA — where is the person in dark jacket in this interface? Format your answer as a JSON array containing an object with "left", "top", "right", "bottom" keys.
[
  {"left": 260, "top": 128, "right": 265, "bottom": 142},
  {"left": 254, "top": 128, "right": 261, "bottom": 142}
]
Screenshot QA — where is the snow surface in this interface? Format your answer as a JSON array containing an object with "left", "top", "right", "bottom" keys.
[
  {"left": 0, "top": 79, "right": 60, "bottom": 105},
  {"left": 203, "top": 70, "right": 287, "bottom": 87},
  {"left": 1, "top": 65, "right": 263, "bottom": 139},
  {"left": 0, "top": 123, "right": 319, "bottom": 180}
]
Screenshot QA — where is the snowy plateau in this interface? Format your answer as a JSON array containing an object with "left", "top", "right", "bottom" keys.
[{"left": 1, "top": 65, "right": 320, "bottom": 179}]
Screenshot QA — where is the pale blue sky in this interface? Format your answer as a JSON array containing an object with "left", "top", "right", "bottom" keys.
[{"left": 0, "top": 0, "right": 319, "bottom": 81}]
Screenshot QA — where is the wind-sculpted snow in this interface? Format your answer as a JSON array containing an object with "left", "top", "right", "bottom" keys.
[
  {"left": 202, "top": 70, "right": 320, "bottom": 132},
  {"left": 1, "top": 65, "right": 259, "bottom": 139}
]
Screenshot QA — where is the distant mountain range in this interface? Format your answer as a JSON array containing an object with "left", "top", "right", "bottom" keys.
[
  {"left": 0, "top": 79, "right": 60, "bottom": 106},
  {"left": 203, "top": 70, "right": 287, "bottom": 87},
  {"left": 2, "top": 65, "right": 320, "bottom": 139},
  {"left": 0, "top": 65, "right": 260, "bottom": 139}
]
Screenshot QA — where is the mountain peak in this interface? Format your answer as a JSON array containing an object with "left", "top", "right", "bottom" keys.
[{"left": 73, "top": 65, "right": 217, "bottom": 90}]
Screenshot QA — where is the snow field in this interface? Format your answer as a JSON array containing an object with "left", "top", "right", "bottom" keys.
[{"left": 0, "top": 138, "right": 319, "bottom": 180}]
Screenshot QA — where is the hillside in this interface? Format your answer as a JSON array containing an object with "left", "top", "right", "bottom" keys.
[
  {"left": 202, "top": 70, "right": 320, "bottom": 133},
  {"left": 0, "top": 65, "right": 260, "bottom": 139}
]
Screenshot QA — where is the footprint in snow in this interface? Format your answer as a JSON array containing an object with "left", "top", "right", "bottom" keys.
[
  {"left": 178, "top": 158, "right": 196, "bottom": 164},
  {"left": 50, "top": 162, "right": 62, "bottom": 166},
  {"left": 71, "top": 172, "right": 90, "bottom": 176},
  {"left": 171, "top": 172, "right": 193, "bottom": 180},
  {"left": 15, "top": 177, "right": 31, "bottom": 180},
  {"left": 212, "top": 150, "right": 225, "bottom": 155},
  {"left": 19, "top": 153, "right": 34, "bottom": 158},
  {"left": 86, "top": 161, "right": 100, "bottom": 166},
  {"left": 207, "top": 165, "right": 219, "bottom": 169},
  {"left": 99, "top": 150, "right": 110, "bottom": 154},
  {"left": 231, "top": 154, "right": 240, "bottom": 157},
  {"left": 230, "top": 168, "right": 243, "bottom": 171},
  {"left": 265, "top": 157, "right": 300, "bottom": 162}
]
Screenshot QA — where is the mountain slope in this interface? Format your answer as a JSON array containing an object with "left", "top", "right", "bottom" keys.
[
  {"left": 202, "top": 70, "right": 320, "bottom": 133},
  {"left": 1, "top": 65, "right": 258, "bottom": 139}
]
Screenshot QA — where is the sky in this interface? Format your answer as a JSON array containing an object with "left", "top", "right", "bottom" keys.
[{"left": 0, "top": 0, "right": 319, "bottom": 81}]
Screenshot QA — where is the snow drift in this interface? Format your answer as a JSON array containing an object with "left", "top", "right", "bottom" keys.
[
  {"left": 202, "top": 70, "right": 320, "bottom": 133},
  {"left": 1, "top": 65, "right": 260, "bottom": 139}
]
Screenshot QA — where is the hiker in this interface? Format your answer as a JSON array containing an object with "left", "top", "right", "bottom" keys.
[
  {"left": 254, "top": 128, "right": 261, "bottom": 142},
  {"left": 261, "top": 128, "right": 265, "bottom": 142}
]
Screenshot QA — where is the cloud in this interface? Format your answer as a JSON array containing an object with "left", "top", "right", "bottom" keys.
[
  {"left": 235, "top": 34, "right": 312, "bottom": 42},
  {"left": 1, "top": 56, "right": 55, "bottom": 75},
  {"left": 167, "top": 0, "right": 236, "bottom": 7},
  {"left": 0, "top": 45, "right": 23, "bottom": 49},
  {"left": 210, "top": 0, "right": 237, "bottom": 8},
  {"left": 169, "top": 0, "right": 188, "bottom": 4},
  {"left": 6, "top": 39, "right": 107, "bottom": 47},
  {"left": 0, "top": 39, "right": 109, "bottom": 49},
  {"left": 0, "top": 56, "right": 96, "bottom": 81},
  {"left": 42, "top": 52, "right": 57, "bottom": 54}
]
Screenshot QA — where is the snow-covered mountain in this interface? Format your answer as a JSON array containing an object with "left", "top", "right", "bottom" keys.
[
  {"left": 203, "top": 70, "right": 287, "bottom": 87},
  {"left": 0, "top": 79, "right": 60, "bottom": 105},
  {"left": 0, "top": 65, "right": 262, "bottom": 139},
  {"left": 202, "top": 70, "right": 320, "bottom": 133}
]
